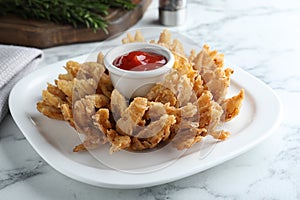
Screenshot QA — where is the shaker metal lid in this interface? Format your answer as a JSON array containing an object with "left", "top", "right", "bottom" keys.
[{"left": 159, "top": 0, "right": 187, "bottom": 26}]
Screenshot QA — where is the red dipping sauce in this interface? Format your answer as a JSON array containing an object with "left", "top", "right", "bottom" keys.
[{"left": 113, "top": 51, "right": 167, "bottom": 71}]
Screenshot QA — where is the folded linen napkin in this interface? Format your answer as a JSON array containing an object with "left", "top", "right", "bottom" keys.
[{"left": 0, "top": 45, "right": 43, "bottom": 122}]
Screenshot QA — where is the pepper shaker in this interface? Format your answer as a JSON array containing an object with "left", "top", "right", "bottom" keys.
[{"left": 159, "top": 0, "right": 187, "bottom": 26}]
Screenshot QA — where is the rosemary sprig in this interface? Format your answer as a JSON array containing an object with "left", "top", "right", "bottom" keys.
[{"left": 0, "top": 0, "right": 136, "bottom": 33}]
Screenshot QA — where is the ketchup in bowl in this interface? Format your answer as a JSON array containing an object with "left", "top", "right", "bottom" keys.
[
  {"left": 104, "top": 43, "right": 174, "bottom": 98},
  {"left": 113, "top": 51, "right": 167, "bottom": 71}
]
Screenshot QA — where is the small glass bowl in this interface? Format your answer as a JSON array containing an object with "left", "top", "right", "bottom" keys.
[{"left": 104, "top": 43, "right": 175, "bottom": 98}]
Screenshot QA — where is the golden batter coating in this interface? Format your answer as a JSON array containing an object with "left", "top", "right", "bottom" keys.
[{"left": 36, "top": 30, "right": 244, "bottom": 153}]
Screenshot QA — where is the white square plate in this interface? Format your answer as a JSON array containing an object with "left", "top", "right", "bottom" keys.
[{"left": 9, "top": 29, "right": 282, "bottom": 189}]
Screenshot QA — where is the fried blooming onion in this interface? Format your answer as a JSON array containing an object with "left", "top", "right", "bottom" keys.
[{"left": 37, "top": 30, "right": 244, "bottom": 153}]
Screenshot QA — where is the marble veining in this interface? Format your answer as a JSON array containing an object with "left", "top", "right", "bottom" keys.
[
  {"left": 0, "top": 160, "right": 45, "bottom": 190},
  {"left": 1, "top": 0, "right": 300, "bottom": 199}
]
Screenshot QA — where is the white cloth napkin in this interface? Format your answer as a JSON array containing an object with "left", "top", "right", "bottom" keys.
[{"left": 0, "top": 45, "right": 43, "bottom": 122}]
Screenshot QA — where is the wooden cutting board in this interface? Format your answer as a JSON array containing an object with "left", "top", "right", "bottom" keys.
[{"left": 0, "top": 0, "right": 151, "bottom": 48}]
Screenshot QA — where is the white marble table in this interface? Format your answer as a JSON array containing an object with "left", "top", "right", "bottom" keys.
[{"left": 1, "top": 0, "right": 300, "bottom": 199}]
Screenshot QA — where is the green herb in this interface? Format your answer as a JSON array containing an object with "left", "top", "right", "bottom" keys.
[{"left": 0, "top": 0, "right": 136, "bottom": 33}]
